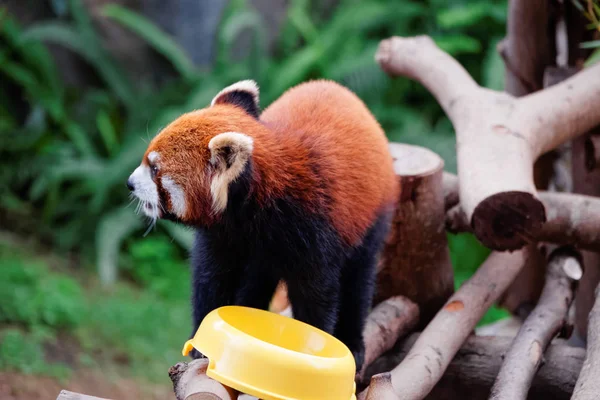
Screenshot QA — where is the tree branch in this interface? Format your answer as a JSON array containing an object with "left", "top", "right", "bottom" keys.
[
  {"left": 168, "top": 359, "right": 238, "bottom": 400},
  {"left": 443, "top": 172, "right": 600, "bottom": 251},
  {"left": 359, "top": 249, "right": 530, "bottom": 400},
  {"left": 358, "top": 296, "right": 419, "bottom": 383},
  {"left": 375, "top": 35, "right": 478, "bottom": 125},
  {"left": 572, "top": 283, "right": 600, "bottom": 399},
  {"left": 376, "top": 35, "right": 600, "bottom": 251},
  {"left": 446, "top": 191, "right": 600, "bottom": 252},
  {"left": 363, "top": 334, "right": 585, "bottom": 400},
  {"left": 489, "top": 247, "right": 582, "bottom": 400}
]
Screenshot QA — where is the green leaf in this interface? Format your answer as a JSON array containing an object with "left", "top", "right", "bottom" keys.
[
  {"left": 581, "top": 40, "right": 600, "bottom": 49},
  {"left": 101, "top": 4, "right": 196, "bottom": 80},
  {"left": 433, "top": 34, "right": 482, "bottom": 55},
  {"left": 585, "top": 47, "right": 600, "bottom": 67},
  {"left": 482, "top": 37, "right": 505, "bottom": 90},
  {"left": 96, "top": 110, "right": 118, "bottom": 156},
  {"left": 437, "top": 3, "right": 507, "bottom": 29},
  {"left": 22, "top": 22, "right": 136, "bottom": 108}
]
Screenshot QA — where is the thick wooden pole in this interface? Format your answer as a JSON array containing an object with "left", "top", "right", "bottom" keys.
[{"left": 375, "top": 143, "right": 454, "bottom": 326}]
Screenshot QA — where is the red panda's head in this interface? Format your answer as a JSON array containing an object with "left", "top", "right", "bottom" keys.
[{"left": 127, "top": 80, "right": 263, "bottom": 228}]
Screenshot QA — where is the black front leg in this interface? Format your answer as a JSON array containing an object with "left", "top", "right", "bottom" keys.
[
  {"left": 234, "top": 262, "right": 280, "bottom": 310},
  {"left": 285, "top": 266, "right": 342, "bottom": 335},
  {"left": 188, "top": 232, "right": 241, "bottom": 359}
]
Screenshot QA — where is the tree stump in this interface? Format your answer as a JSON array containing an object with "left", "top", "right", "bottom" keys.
[{"left": 375, "top": 143, "right": 454, "bottom": 326}]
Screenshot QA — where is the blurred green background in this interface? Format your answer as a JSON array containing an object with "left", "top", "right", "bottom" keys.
[{"left": 2, "top": 0, "right": 597, "bottom": 397}]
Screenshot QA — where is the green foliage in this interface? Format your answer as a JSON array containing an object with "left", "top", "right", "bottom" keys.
[
  {"left": 1, "top": 0, "right": 510, "bottom": 284},
  {"left": 0, "top": 242, "right": 190, "bottom": 382},
  {"left": 0, "top": 250, "right": 85, "bottom": 329},
  {"left": 121, "top": 236, "right": 191, "bottom": 301},
  {"left": 0, "top": 328, "right": 70, "bottom": 379},
  {"left": 570, "top": 0, "right": 600, "bottom": 65},
  {"left": 101, "top": 4, "right": 196, "bottom": 80}
]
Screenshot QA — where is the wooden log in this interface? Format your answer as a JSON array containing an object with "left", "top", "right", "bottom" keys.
[
  {"left": 489, "top": 247, "right": 582, "bottom": 400},
  {"left": 360, "top": 249, "right": 530, "bottom": 400},
  {"left": 496, "top": 9, "right": 559, "bottom": 317},
  {"left": 169, "top": 359, "right": 238, "bottom": 400},
  {"left": 357, "top": 296, "right": 419, "bottom": 383},
  {"left": 499, "top": 0, "right": 554, "bottom": 96},
  {"left": 571, "top": 125, "right": 600, "bottom": 343},
  {"left": 571, "top": 284, "right": 600, "bottom": 399},
  {"left": 375, "top": 35, "right": 600, "bottom": 251},
  {"left": 56, "top": 391, "right": 110, "bottom": 400},
  {"left": 444, "top": 174, "right": 600, "bottom": 253},
  {"left": 364, "top": 334, "right": 585, "bottom": 400},
  {"left": 375, "top": 143, "right": 454, "bottom": 326}
]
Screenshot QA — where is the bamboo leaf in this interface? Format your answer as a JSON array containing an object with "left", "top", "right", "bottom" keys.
[{"left": 101, "top": 4, "right": 196, "bottom": 80}]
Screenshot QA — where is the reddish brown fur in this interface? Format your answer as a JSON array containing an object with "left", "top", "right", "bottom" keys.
[{"left": 143, "top": 79, "right": 399, "bottom": 246}]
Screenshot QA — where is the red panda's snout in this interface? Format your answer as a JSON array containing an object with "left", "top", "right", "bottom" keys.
[{"left": 127, "top": 150, "right": 167, "bottom": 224}]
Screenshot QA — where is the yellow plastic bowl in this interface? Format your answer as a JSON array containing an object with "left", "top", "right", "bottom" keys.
[{"left": 182, "top": 306, "right": 356, "bottom": 400}]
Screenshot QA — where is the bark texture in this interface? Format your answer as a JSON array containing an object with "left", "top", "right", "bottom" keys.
[
  {"left": 571, "top": 285, "right": 600, "bottom": 399},
  {"left": 358, "top": 296, "right": 419, "bottom": 382},
  {"left": 489, "top": 247, "right": 582, "bottom": 400},
  {"left": 360, "top": 250, "right": 530, "bottom": 399},
  {"left": 364, "top": 334, "right": 585, "bottom": 400},
  {"left": 376, "top": 35, "right": 600, "bottom": 251},
  {"left": 168, "top": 359, "right": 238, "bottom": 400},
  {"left": 444, "top": 174, "right": 600, "bottom": 252},
  {"left": 375, "top": 143, "right": 454, "bottom": 325},
  {"left": 572, "top": 125, "right": 600, "bottom": 342}
]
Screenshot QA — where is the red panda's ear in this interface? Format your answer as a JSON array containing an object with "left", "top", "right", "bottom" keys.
[
  {"left": 210, "top": 80, "right": 260, "bottom": 118},
  {"left": 208, "top": 132, "right": 254, "bottom": 212}
]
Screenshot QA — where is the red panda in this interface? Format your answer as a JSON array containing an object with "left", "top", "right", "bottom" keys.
[{"left": 127, "top": 79, "right": 399, "bottom": 370}]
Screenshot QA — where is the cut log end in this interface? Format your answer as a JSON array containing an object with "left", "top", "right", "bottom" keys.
[
  {"left": 472, "top": 191, "right": 547, "bottom": 250},
  {"left": 389, "top": 143, "right": 444, "bottom": 178}
]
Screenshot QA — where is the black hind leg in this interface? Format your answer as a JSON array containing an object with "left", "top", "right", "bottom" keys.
[
  {"left": 334, "top": 210, "right": 393, "bottom": 371},
  {"left": 234, "top": 262, "right": 280, "bottom": 310}
]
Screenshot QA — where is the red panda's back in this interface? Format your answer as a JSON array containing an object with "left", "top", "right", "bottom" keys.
[{"left": 260, "top": 80, "right": 398, "bottom": 246}]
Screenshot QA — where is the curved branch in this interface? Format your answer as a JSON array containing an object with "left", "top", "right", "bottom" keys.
[
  {"left": 489, "top": 247, "right": 582, "bottom": 400},
  {"left": 375, "top": 36, "right": 478, "bottom": 125},
  {"left": 377, "top": 35, "right": 600, "bottom": 251},
  {"left": 520, "top": 64, "right": 600, "bottom": 155}
]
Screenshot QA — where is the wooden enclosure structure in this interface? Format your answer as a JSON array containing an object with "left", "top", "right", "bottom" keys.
[{"left": 58, "top": 1, "right": 600, "bottom": 399}]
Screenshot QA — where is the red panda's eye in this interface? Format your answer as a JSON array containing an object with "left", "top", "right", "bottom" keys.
[{"left": 151, "top": 165, "right": 158, "bottom": 178}]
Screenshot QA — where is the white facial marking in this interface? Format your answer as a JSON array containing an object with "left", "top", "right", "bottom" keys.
[
  {"left": 211, "top": 80, "right": 259, "bottom": 107},
  {"left": 208, "top": 132, "right": 254, "bottom": 213},
  {"left": 129, "top": 165, "right": 160, "bottom": 220},
  {"left": 161, "top": 176, "right": 186, "bottom": 217}
]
